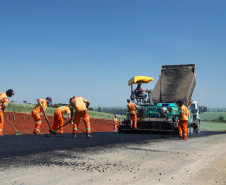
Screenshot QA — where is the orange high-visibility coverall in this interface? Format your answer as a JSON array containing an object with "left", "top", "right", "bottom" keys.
[
  {"left": 127, "top": 102, "right": 138, "bottom": 129},
  {"left": 52, "top": 106, "right": 71, "bottom": 134},
  {"left": 178, "top": 105, "right": 189, "bottom": 139},
  {"left": 69, "top": 97, "right": 91, "bottom": 134},
  {"left": 113, "top": 117, "right": 118, "bottom": 132},
  {"left": 32, "top": 99, "right": 47, "bottom": 134},
  {"left": 0, "top": 93, "right": 9, "bottom": 135}
]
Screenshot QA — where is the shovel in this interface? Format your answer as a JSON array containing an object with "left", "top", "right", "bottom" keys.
[{"left": 4, "top": 114, "right": 22, "bottom": 136}]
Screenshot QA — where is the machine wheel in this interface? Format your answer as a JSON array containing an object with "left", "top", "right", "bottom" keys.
[
  {"left": 118, "top": 126, "right": 122, "bottom": 133},
  {"left": 194, "top": 119, "right": 200, "bottom": 134},
  {"left": 188, "top": 127, "right": 194, "bottom": 135},
  {"left": 130, "top": 92, "right": 135, "bottom": 100}
]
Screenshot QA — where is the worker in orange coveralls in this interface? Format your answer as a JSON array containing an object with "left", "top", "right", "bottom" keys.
[
  {"left": 176, "top": 99, "right": 190, "bottom": 140},
  {"left": 113, "top": 114, "right": 118, "bottom": 132},
  {"left": 0, "top": 89, "right": 15, "bottom": 136},
  {"left": 51, "top": 106, "right": 71, "bottom": 134},
  {"left": 127, "top": 99, "right": 138, "bottom": 129},
  {"left": 32, "top": 97, "right": 52, "bottom": 135},
  {"left": 69, "top": 96, "right": 92, "bottom": 138}
]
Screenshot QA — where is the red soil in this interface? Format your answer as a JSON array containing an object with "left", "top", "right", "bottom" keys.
[{"left": 3, "top": 112, "right": 115, "bottom": 135}]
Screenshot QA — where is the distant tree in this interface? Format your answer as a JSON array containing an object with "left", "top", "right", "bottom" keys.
[
  {"left": 88, "top": 107, "right": 94, "bottom": 111},
  {"left": 98, "top": 107, "right": 102, "bottom": 112},
  {"left": 218, "top": 116, "right": 224, "bottom": 122},
  {"left": 23, "top": 101, "right": 27, "bottom": 104}
]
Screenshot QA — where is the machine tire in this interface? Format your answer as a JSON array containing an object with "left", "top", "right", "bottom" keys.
[
  {"left": 118, "top": 126, "right": 122, "bottom": 133},
  {"left": 194, "top": 119, "right": 200, "bottom": 134},
  {"left": 188, "top": 127, "right": 194, "bottom": 135},
  {"left": 130, "top": 92, "right": 135, "bottom": 100}
]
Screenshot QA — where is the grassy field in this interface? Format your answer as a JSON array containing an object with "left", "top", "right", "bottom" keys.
[
  {"left": 199, "top": 112, "right": 226, "bottom": 121},
  {"left": 6, "top": 102, "right": 125, "bottom": 120},
  {"left": 201, "top": 122, "right": 226, "bottom": 132}
]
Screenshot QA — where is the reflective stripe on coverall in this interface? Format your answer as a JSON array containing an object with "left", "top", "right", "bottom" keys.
[
  {"left": 0, "top": 93, "right": 9, "bottom": 135},
  {"left": 32, "top": 99, "right": 47, "bottom": 134},
  {"left": 70, "top": 97, "right": 91, "bottom": 134},
  {"left": 178, "top": 105, "right": 189, "bottom": 139},
  {"left": 127, "top": 102, "right": 138, "bottom": 129},
  {"left": 52, "top": 106, "right": 71, "bottom": 134}
]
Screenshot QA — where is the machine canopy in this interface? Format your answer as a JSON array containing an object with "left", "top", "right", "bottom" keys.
[{"left": 128, "top": 76, "right": 154, "bottom": 86}]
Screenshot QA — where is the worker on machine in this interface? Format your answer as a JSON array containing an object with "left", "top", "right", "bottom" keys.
[
  {"left": 113, "top": 114, "right": 118, "bottom": 132},
  {"left": 32, "top": 97, "right": 52, "bottom": 135},
  {"left": 0, "top": 89, "right": 15, "bottom": 136},
  {"left": 127, "top": 99, "right": 138, "bottom": 129},
  {"left": 51, "top": 106, "right": 71, "bottom": 134},
  {"left": 176, "top": 99, "right": 190, "bottom": 140},
  {"left": 135, "top": 84, "right": 148, "bottom": 100},
  {"left": 69, "top": 96, "right": 92, "bottom": 138}
]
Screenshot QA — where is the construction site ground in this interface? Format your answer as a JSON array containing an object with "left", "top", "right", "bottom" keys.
[{"left": 1, "top": 130, "right": 226, "bottom": 185}]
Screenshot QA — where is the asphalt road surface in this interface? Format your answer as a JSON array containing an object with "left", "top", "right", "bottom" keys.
[{"left": 0, "top": 131, "right": 226, "bottom": 185}]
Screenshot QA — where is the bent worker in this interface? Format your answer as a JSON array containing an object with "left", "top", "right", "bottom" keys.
[
  {"left": 113, "top": 114, "right": 118, "bottom": 132},
  {"left": 0, "top": 89, "right": 15, "bottom": 136},
  {"left": 127, "top": 99, "right": 138, "bottom": 129},
  {"left": 51, "top": 106, "right": 71, "bottom": 134},
  {"left": 32, "top": 97, "right": 52, "bottom": 135},
  {"left": 69, "top": 96, "right": 92, "bottom": 138},
  {"left": 176, "top": 99, "right": 190, "bottom": 140}
]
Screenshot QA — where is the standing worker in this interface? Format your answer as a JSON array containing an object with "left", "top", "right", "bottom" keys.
[
  {"left": 51, "top": 106, "right": 71, "bottom": 134},
  {"left": 176, "top": 99, "right": 190, "bottom": 140},
  {"left": 32, "top": 97, "right": 52, "bottom": 135},
  {"left": 113, "top": 114, "right": 118, "bottom": 132},
  {"left": 69, "top": 96, "right": 92, "bottom": 138},
  {"left": 0, "top": 89, "right": 15, "bottom": 136},
  {"left": 127, "top": 99, "right": 138, "bottom": 129}
]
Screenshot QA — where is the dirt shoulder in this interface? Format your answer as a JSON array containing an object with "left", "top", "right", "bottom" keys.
[{"left": 0, "top": 131, "right": 226, "bottom": 185}]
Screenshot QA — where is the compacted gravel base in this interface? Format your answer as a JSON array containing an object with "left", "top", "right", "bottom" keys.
[{"left": 0, "top": 131, "right": 226, "bottom": 185}]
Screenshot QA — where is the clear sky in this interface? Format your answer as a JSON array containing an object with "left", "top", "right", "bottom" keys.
[{"left": 1, "top": 0, "right": 226, "bottom": 108}]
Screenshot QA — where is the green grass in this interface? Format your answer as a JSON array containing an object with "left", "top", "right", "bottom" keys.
[
  {"left": 201, "top": 122, "right": 226, "bottom": 132},
  {"left": 199, "top": 112, "right": 226, "bottom": 121},
  {"left": 6, "top": 102, "right": 125, "bottom": 120},
  {"left": 6, "top": 102, "right": 56, "bottom": 115}
]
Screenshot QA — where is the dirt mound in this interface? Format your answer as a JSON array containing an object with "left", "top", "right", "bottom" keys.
[{"left": 3, "top": 112, "right": 115, "bottom": 135}]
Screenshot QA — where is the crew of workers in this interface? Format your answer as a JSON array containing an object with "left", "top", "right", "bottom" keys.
[
  {"left": 0, "top": 88, "right": 190, "bottom": 140},
  {"left": 0, "top": 89, "right": 93, "bottom": 138}
]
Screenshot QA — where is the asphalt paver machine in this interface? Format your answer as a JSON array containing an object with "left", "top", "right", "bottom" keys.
[{"left": 118, "top": 64, "right": 200, "bottom": 134}]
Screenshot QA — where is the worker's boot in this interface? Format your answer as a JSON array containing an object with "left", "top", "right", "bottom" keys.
[
  {"left": 50, "top": 130, "right": 57, "bottom": 135},
  {"left": 72, "top": 133, "right": 76, "bottom": 138},
  {"left": 33, "top": 132, "right": 44, "bottom": 135},
  {"left": 87, "top": 134, "right": 92, "bottom": 139}
]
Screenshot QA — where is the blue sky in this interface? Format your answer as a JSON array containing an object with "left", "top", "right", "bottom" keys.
[{"left": 1, "top": 0, "right": 226, "bottom": 108}]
